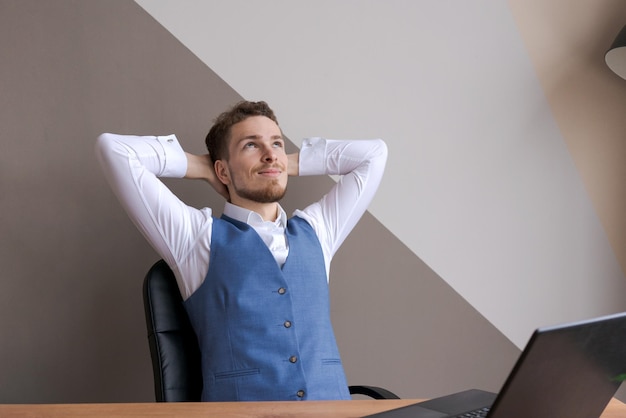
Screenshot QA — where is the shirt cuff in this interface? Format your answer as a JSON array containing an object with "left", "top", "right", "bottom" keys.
[
  {"left": 156, "top": 134, "right": 187, "bottom": 178},
  {"left": 298, "top": 137, "right": 328, "bottom": 176}
]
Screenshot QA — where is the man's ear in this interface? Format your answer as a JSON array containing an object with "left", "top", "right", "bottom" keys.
[{"left": 214, "top": 160, "right": 230, "bottom": 185}]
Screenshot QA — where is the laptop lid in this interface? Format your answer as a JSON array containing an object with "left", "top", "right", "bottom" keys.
[
  {"left": 363, "top": 311, "right": 626, "bottom": 418},
  {"left": 487, "top": 311, "right": 626, "bottom": 417}
]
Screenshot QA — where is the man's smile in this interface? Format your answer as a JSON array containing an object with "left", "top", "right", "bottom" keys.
[{"left": 257, "top": 167, "right": 283, "bottom": 177}]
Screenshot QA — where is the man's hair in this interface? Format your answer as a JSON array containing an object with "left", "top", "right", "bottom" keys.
[{"left": 205, "top": 100, "right": 279, "bottom": 163}]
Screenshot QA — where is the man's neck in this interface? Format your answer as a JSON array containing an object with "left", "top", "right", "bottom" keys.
[{"left": 229, "top": 198, "right": 279, "bottom": 222}]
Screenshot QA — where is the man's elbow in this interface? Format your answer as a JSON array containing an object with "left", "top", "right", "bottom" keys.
[
  {"left": 372, "top": 138, "right": 388, "bottom": 162},
  {"left": 94, "top": 133, "right": 125, "bottom": 167}
]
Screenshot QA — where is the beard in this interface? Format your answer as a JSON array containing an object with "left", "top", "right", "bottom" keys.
[{"left": 231, "top": 177, "right": 287, "bottom": 203}]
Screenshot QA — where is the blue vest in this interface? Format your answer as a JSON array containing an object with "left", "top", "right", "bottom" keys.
[{"left": 184, "top": 215, "right": 350, "bottom": 401}]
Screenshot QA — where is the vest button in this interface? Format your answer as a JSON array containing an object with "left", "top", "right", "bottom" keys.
[
  {"left": 284, "top": 320, "right": 292, "bottom": 328},
  {"left": 278, "top": 287, "right": 286, "bottom": 295},
  {"left": 297, "top": 390, "right": 305, "bottom": 398},
  {"left": 289, "top": 355, "right": 298, "bottom": 363}
]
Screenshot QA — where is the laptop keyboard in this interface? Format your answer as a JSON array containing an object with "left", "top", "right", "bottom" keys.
[{"left": 454, "top": 407, "right": 490, "bottom": 417}]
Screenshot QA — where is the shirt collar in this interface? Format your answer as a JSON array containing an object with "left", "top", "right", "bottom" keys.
[{"left": 223, "top": 202, "right": 287, "bottom": 228}]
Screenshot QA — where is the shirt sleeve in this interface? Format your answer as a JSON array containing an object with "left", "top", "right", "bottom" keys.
[
  {"left": 95, "top": 133, "right": 213, "bottom": 298},
  {"left": 294, "top": 137, "right": 388, "bottom": 276}
]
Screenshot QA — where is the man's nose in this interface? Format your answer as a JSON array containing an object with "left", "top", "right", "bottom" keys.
[{"left": 262, "top": 146, "right": 278, "bottom": 162}]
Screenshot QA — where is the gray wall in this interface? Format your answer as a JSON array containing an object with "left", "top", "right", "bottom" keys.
[
  {"left": 1, "top": 0, "right": 624, "bottom": 403},
  {"left": 136, "top": 0, "right": 626, "bottom": 349}
]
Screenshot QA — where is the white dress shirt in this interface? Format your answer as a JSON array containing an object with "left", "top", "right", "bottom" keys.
[{"left": 96, "top": 133, "right": 387, "bottom": 300}]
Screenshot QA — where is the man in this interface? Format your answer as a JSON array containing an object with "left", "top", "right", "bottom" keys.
[{"left": 96, "top": 101, "right": 387, "bottom": 401}]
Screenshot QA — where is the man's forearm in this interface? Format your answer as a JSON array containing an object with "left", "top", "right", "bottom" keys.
[
  {"left": 185, "top": 152, "right": 230, "bottom": 200},
  {"left": 287, "top": 153, "right": 299, "bottom": 176},
  {"left": 184, "top": 152, "right": 213, "bottom": 180}
]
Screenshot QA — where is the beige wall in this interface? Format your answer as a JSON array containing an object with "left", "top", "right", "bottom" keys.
[
  {"left": 509, "top": 0, "right": 626, "bottom": 275},
  {"left": 1, "top": 0, "right": 625, "bottom": 403}
]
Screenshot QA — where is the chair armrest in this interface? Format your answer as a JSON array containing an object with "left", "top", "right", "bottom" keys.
[{"left": 349, "top": 385, "right": 400, "bottom": 399}]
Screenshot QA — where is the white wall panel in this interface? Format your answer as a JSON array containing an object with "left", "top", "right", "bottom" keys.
[{"left": 135, "top": 0, "right": 626, "bottom": 347}]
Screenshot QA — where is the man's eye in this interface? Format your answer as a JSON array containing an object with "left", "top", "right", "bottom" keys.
[
  {"left": 273, "top": 141, "right": 284, "bottom": 148},
  {"left": 244, "top": 142, "right": 257, "bottom": 148}
]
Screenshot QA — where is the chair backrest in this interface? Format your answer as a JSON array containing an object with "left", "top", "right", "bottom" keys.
[{"left": 142, "top": 259, "right": 202, "bottom": 402}]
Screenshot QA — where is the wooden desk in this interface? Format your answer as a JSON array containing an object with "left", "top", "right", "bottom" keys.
[{"left": 1, "top": 398, "right": 625, "bottom": 418}]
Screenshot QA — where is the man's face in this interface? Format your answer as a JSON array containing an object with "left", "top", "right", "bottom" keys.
[{"left": 217, "top": 115, "right": 288, "bottom": 205}]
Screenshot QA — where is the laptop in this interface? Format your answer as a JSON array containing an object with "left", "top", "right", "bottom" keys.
[{"left": 363, "top": 312, "right": 626, "bottom": 418}]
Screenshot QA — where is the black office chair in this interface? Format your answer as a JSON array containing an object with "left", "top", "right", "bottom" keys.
[{"left": 142, "top": 259, "right": 400, "bottom": 402}]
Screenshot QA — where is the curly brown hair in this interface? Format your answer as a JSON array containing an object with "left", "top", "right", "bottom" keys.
[{"left": 205, "top": 100, "right": 279, "bottom": 163}]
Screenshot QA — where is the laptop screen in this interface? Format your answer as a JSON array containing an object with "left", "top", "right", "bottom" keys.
[{"left": 489, "top": 313, "right": 626, "bottom": 417}]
